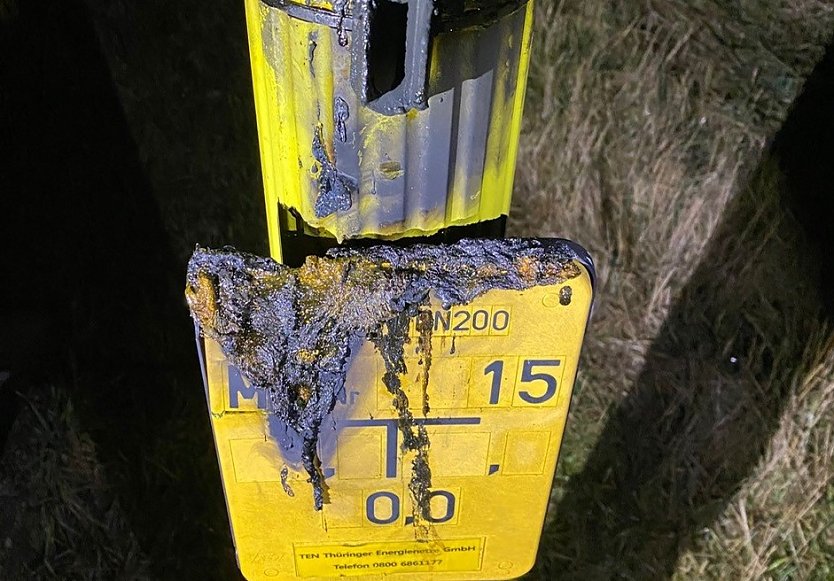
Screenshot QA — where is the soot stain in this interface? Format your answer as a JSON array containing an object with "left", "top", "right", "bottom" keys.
[
  {"left": 560, "top": 285, "right": 573, "bottom": 306},
  {"left": 280, "top": 465, "right": 295, "bottom": 498},
  {"left": 307, "top": 32, "right": 318, "bottom": 78},
  {"left": 415, "top": 307, "right": 432, "bottom": 417},
  {"left": 334, "top": 97, "right": 350, "bottom": 143},
  {"left": 185, "top": 239, "right": 583, "bottom": 514},
  {"left": 312, "top": 126, "right": 356, "bottom": 218},
  {"left": 335, "top": 0, "right": 349, "bottom": 47}
]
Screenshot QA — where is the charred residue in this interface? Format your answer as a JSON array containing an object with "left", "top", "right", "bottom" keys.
[
  {"left": 307, "top": 31, "right": 318, "bottom": 78},
  {"left": 185, "top": 239, "right": 583, "bottom": 513},
  {"left": 560, "top": 285, "right": 573, "bottom": 306},
  {"left": 312, "top": 126, "right": 356, "bottom": 218},
  {"left": 334, "top": 0, "right": 350, "bottom": 47},
  {"left": 378, "top": 160, "right": 404, "bottom": 180},
  {"left": 370, "top": 309, "right": 434, "bottom": 528},
  {"left": 280, "top": 465, "right": 295, "bottom": 497},
  {"left": 334, "top": 97, "right": 350, "bottom": 143},
  {"left": 415, "top": 307, "right": 432, "bottom": 416}
]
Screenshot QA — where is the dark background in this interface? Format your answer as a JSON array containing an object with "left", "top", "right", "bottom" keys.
[{"left": 1, "top": 0, "right": 258, "bottom": 577}]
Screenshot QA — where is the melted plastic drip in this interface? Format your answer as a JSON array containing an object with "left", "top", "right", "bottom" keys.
[
  {"left": 185, "top": 238, "right": 582, "bottom": 512},
  {"left": 370, "top": 309, "right": 433, "bottom": 530}
]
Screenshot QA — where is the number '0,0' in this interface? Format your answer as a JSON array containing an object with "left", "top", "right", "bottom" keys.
[{"left": 366, "top": 490, "right": 455, "bottom": 525}]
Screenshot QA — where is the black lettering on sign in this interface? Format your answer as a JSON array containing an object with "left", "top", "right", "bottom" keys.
[
  {"left": 427, "top": 308, "right": 511, "bottom": 335},
  {"left": 453, "top": 310, "right": 471, "bottom": 332},
  {"left": 366, "top": 491, "right": 400, "bottom": 525},
  {"left": 483, "top": 359, "right": 562, "bottom": 405},
  {"left": 471, "top": 309, "right": 489, "bottom": 331},
  {"left": 492, "top": 309, "right": 510, "bottom": 332},
  {"left": 434, "top": 310, "right": 451, "bottom": 333},
  {"left": 366, "top": 490, "right": 459, "bottom": 525}
]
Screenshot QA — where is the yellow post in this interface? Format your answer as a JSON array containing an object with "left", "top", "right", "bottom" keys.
[{"left": 244, "top": 0, "right": 536, "bottom": 256}]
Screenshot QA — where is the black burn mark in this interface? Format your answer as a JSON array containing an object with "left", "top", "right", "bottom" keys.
[
  {"left": 334, "top": 96, "right": 350, "bottom": 143},
  {"left": 312, "top": 126, "right": 356, "bottom": 218},
  {"left": 335, "top": 0, "right": 350, "bottom": 47},
  {"left": 415, "top": 307, "right": 433, "bottom": 417},
  {"left": 371, "top": 310, "right": 433, "bottom": 528},
  {"left": 559, "top": 285, "right": 573, "bottom": 306},
  {"left": 307, "top": 31, "right": 317, "bottom": 78},
  {"left": 280, "top": 465, "right": 295, "bottom": 497},
  {"left": 186, "top": 239, "right": 583, "bottom": 513}
]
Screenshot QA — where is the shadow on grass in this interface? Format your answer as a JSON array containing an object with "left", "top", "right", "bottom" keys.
[
  {"left": 531, "top": 41, "right": 834, "bottom": 579},
  {"left": 1, "top": 1, "right": 247, "bottom": 578}
]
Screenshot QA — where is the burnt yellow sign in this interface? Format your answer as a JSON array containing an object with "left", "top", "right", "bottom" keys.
[{"left": 195, "top": 248, "right": 593, "bottom": 580}]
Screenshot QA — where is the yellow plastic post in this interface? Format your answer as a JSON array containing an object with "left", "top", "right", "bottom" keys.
[{"left": 244, "top": 0, "right": 536, "bottom": 250}]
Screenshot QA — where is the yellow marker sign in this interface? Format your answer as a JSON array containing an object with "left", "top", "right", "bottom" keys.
[{"left": 198, "top": 262, "right": 593, "bottom": 580}]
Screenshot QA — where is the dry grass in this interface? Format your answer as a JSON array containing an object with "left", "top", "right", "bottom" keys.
[
  {"left": 512, "top": 0, "right": 834, "bottom": 578},
  {"left": 515, "top": 0, "right": 831, "bottom": 381},
  {"left": 0, "top": 385, "right": 150, "bottom": 579},
  {"left": 677, "top": 333, "right": 834, "bottom": 579}
]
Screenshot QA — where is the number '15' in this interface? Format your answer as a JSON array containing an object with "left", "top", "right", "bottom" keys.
[{"left": 484, "top": 359, "right": 561, "bottom": 404}]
